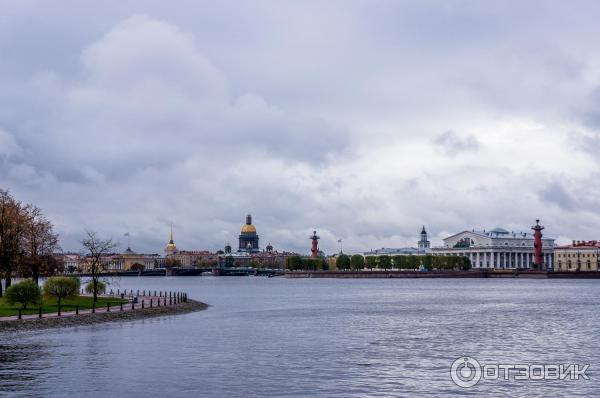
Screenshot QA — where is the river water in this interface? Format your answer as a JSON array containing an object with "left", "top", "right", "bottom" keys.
[{"left": 0, "top": 277, "right": 598, "bottom": 397}]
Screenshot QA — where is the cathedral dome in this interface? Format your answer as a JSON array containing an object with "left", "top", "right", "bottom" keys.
[
  {"left": 241, "top": 224, "right": 257, "bottom": 234},
  {"left": 240, "top": 214, "right": 257, "bottom": 234}
]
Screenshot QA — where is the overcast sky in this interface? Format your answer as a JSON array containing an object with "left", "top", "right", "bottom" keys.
[{"left": 1, "top": 1, "right": 600, "bottom": 254}]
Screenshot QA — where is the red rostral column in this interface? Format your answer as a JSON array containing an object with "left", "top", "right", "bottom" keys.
[
  {"left": 531, "top": 219, "right": 544, "bottom": 269},
  {"left": 310, "top": 230, "right": 320, "bottom": 258}
]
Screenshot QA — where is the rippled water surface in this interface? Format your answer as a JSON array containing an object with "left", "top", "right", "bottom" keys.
[{"left": 1, "top": 277, "right": 598, "bottom": 397}]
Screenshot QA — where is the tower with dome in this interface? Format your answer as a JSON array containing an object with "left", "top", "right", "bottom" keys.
[{"left": 238, "top": 214, "right": 259, "bottom": 252}]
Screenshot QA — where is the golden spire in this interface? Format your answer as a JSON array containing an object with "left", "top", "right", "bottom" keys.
[{"left": 169, "top": 224, "right": 174, "bottom": 243}]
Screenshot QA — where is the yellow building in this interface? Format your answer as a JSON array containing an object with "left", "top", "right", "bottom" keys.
[{"left": 554, "top": 241, "right": 600, "bottom": 271}]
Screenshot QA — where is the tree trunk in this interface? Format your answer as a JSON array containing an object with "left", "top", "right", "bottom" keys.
[
  {"left": 93, "top": 278, "right": 98, "bottom": 302},
  {"left": 5, "top": 276, "right": 11, "bottom": 289},
  {"left": 58, "top": 296, "right": 61, "bottom": 316},
  {"left": 0, "top": 280, "right": 3, "bottom": 297}
]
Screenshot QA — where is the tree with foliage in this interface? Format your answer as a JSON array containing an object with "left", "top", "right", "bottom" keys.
[
  {"left": 350, "top": 254, "right": 365, "bottom": 270},
  {"left": 406, "top": 256, "right": 420, "bottom": 270},
  {"left": 43, "top": 276, "right": 80, "bottom": 315},
  {"left": 392, "top": 256, "right": 405, "bottom": 270},
  {"left": 20, "top": 206, "right": 61, "bottom": 284},
  {"left": 165, "top": 257, "right": 182, "bottom": 268},
  {"left": 4, "top": 279, "right": 41, "bottom": 310},
  {"left": 286, "top": 255, "right": 302, "bottom": 271},
  {"left": 0, "top": 190, "right": 27, "bottom": 296},
  {"left": 422, "top": 255, "right": 434, "bottom": 271},
  {"left": 336, "top": 254, "right": 351, "bottom": 270},
  {"left": 377, "top": 255, "right": 392, "bottom": 270},
  {"left": 224, "top": 255, "right": 235, "bottom": 268},
  {"left": 130, "top": 263, "right": 144, "bottom": 272},
  {"left": 81, "top": 231, "right": 116, "bottom": 302},
  {"left": 85, "top": 280, "right": 105, "bottom": 295},
  {"left": 365, "top": 256, "right": 377, "bottom": 270}
]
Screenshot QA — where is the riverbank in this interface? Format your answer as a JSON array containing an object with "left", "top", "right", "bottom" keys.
[
  {"left": 0, "top": 299, "right": 208, "bottom": 332},
  {"left": 285, "top": 270, "right": 600, "bottom": 278}
]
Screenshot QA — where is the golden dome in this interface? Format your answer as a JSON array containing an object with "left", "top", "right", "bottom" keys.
[{"left": 241, "top": 224, "right": 256, "bottom": 234}]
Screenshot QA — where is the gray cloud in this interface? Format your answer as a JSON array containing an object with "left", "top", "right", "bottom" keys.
[
  {"left": 1, "top": 3, "right": 600, "bottom": 253},
  {"left": 538, "top": 181, "right": 579, "bottom": 211},
  {"left": 433, "top": 131, "right": 480, "bottom": 156}
]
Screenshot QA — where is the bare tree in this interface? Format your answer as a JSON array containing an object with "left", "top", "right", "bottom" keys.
[{"left": 81, "top": 231, "right": 116, "bottom": 302}]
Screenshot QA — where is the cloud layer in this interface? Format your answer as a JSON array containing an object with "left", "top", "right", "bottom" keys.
[{"left": 1, "top": 2, "right": 600, "bottom": 254}]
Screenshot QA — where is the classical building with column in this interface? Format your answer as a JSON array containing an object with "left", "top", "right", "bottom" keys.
[{"left": 431, "top": 227, "right": 555, "bottom": 270}]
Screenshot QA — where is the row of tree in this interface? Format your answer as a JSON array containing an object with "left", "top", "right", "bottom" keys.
[
  {"left": 0, "top": 189, "right": 61, "bottom": 296},
  {"left": 285, "top": 256, "right": 329, "bottom": 271},
  {"left": 336, "top": 254, "right": 471, "bottom": 271},
  {"left": 3, "top": 276, "right": 105, "bottom": 313}
]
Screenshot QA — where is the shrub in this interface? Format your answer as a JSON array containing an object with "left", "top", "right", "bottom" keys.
[
  {"left": 5, "top": 280, "right": 41, "bottom": 310},
  {"left": 85, "top": 280, "right": 106, "bottom": 295}
]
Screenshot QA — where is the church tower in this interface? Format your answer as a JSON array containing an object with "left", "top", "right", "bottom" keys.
[
  {"left": 418, "top": 226, "right": 430, "bottom": 249},
  {"left": 164, "top": 225, "right": 178, "bottom": 256}
]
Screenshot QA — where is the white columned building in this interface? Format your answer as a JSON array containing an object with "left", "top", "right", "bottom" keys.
[{"left": 432, "top": 227, "right": 555, "bottom": 270}]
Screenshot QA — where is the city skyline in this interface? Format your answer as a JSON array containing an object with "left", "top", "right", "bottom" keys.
[{"left": 1, "top": 2, "right": 600, "bottom": 254}]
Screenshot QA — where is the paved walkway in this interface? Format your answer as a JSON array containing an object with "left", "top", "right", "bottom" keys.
[{"left": 0, "top": 294, "right": 185, "bottom": 321}]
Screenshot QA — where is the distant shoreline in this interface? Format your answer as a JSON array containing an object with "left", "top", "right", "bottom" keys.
[
  {"left": 0, "top": 299, "right": 208, "bottom": 332},
  {"left": 284, "top": 270, "right": 600, "bottom": 279}
]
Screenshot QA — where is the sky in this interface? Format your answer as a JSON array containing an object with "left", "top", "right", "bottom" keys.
[{"left": 1, "top": 0, "right": 600, "bottom": 255}]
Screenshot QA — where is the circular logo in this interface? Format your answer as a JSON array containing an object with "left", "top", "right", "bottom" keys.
[{"left": 450, "top": 356, "right": 482, "bottom": 388}]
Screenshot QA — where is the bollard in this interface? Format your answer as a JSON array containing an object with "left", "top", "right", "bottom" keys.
[
  {"left": 170, "top": 291, "right": 172, "bottom": 299},
  {"left": 107, "top": 303, "right": 110, "bottom": 312},
  {"left": 18, "top": 309, "right": 22, "bottom": 320},
  {"left": 117, "top": 289, "right": 120, "bottom": 295},
  {"left": 137, "top": 289, "right": 139, "bottom": 296},
  {"left": 154, "top": 290, "right": 156, "bottom": 296},
  {"left": 150, "top": 299, "right": 153, "bottom": 308},
  {"left": 142, "top": 300, "right": 145, "bottom": 309},
  {"left": 92, "top": 302, "right": 95, "bottom": 314},
  {"left": 169, "top": 296, "right": 172, "bottom": 305},
  {"left": 76, "top": 305, "right": 79, "bottom": 315},
  {"left": 39, "top": 307, "right": 42, "bottom": 319},
  {"left": 163, "top": 297, "right": 166, "bottom": 306},
  {"left": 131, "top": 301, "right": 135, "bottom": 310},
  {"left": 157, "top": 298, "right": 160, "bottom": 307},
  {"left": 120, "top": 302, "right": 123, "bottom": 311}
]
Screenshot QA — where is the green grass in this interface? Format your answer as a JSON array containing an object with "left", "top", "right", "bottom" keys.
[{"left": 0, "top": 295, "right": 127, "bottom": 317}]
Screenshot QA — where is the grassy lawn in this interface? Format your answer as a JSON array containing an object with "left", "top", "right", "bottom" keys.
[{"left": 0, "top": 295, "right": 127, "bottom": 317}]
